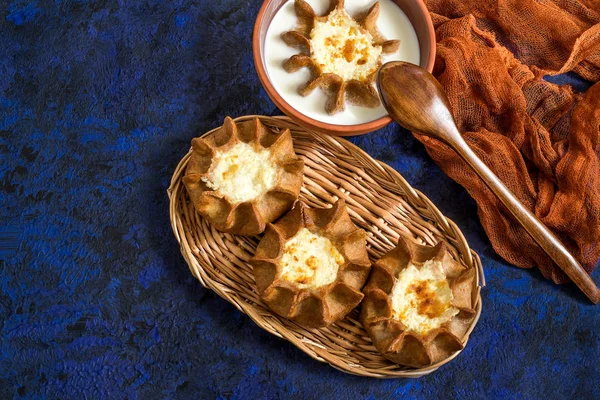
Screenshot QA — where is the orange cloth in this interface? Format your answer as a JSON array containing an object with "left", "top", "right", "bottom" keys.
[{"left": 420, "top": 0, "right": 600, "bottom": 283}]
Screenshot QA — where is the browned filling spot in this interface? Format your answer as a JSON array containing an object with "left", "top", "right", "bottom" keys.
[
  {"left": 342, "top": 39, "right": 356, "bottom": 62},
  {"left": 407, "top": 280, "right": 449, "bottom": 319},
  {"left": 222, "top": 164, "right": 239, "bottom": 178},
  {"left": 359, "top": 47, "right": 370, "bottom": 58},
  {"left": 306, "top": 256, "right": 319, "bottom": 270},
  {"left": 324, "top": 37, "right": 340, "bottom": 47},
  {"left": 357, "top": 58, "right": 367, "bottom": 65}
]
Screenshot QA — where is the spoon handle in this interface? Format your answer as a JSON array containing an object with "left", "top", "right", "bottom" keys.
[{"left": 450, "top": 134, "right": 600, "bottom": 303}]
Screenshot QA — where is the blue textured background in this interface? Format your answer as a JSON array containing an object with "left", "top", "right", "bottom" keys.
[{"left": 1, "top": 1, "right": 599, "bottom": 398}]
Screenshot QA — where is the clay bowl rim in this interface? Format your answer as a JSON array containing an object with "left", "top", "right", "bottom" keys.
[{"left": 252, "top": 0, "right": 436, "bottom": 136}]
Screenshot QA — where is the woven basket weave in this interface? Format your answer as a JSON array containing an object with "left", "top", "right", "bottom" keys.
[{"left": 168, "top": 115, "right": 484, "bottom": 378}]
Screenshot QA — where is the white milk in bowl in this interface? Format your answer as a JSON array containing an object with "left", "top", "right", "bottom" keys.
[{"left": 264, "top": 0, "right": 421, "bottom": 126}]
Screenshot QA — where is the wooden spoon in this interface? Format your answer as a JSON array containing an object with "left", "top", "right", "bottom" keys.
[{"left": 377, "top": 61, "right": 600, "bottom": 304}]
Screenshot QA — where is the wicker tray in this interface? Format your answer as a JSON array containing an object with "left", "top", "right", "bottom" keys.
[{"left": 168, "top": 115, "right": 484, "bottom": 378}]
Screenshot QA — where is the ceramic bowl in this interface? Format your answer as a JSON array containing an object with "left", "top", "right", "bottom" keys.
[{"left": 252, "top": 0, "right": 436, "bottom": 136}]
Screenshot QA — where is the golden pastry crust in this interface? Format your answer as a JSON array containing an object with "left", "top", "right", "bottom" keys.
[
  {"left": 250, "top": 200, "right": 371, "bottom": 328},
  {"left": 282, "top": 0, "right": 400, "bottom": 114},
  {"left": 183, "top": 117, "right": 304, "bottom": 236},
  {"left": 360, "top": 236, "right": 477, "bottom": 367}
]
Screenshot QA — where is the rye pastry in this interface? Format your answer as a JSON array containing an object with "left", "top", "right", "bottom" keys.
[
  {"left": 183, "top": 117, "right": 304, "bottom": 236},
  {"left": 361, "top": 236, "right": 477, "bottom": 367},
  {"left": 250, "top": 200, "right": 371, "bottom": 328},
  {"left": 282, "top": 0, "right": 400, "bottom": 114}
]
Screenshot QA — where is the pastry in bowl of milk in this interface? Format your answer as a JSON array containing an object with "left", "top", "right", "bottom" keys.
[
  {"left": 360, "top": 236, "right": 478, "bottom": 367},
  {"left": 250, "top": 200, "right": 371, "bottom": 328},
  {"left": 182, "top": 117, "right": 304, "bottom": 236},
  {"left": 253, "top": 0, "right": 435, "bottom": 135},
  {"left": 281, "top": 0, "right": 400, "bottom": 115}
]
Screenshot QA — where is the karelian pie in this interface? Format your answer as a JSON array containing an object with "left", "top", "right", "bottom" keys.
[
  {"left": 183, "top": 117, "right": 304, "bottom": 236},
  {"left": 250, "top": 200, "right": 371, "bottom": 328},
  {"left": 361, "top": 236, "right": 477, "bottom": 367},
  {"left": 282, "top": 0, "right": 400, "bottom": 114}
]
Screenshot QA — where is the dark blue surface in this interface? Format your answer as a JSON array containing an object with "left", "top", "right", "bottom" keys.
[{"left": 1, "top": 1, "right": 599, "bottom": 398}]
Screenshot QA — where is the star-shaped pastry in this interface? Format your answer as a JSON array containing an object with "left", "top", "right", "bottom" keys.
[{"left": 282, "top": 0, "right": 400, "bottom": 114}]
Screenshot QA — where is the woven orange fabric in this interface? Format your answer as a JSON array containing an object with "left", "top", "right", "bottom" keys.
[{"left": 420, "top": 0, "right": 600, "bottom": 283}]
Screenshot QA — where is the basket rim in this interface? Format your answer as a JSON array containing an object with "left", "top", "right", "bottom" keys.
[{"left": 167, "top": 115, "right": 484, "bottom": 378}]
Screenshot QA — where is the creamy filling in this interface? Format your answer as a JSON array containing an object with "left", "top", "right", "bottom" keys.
[
  {"left": 202, "top": 141, "right": 278, "bottom": 204},
  {"left": 310, "top": 8, "right": 382, "bottom": 81},
  {"left": 279, "top": 228, "right": 344, "bottom": 289},
  {"left": 390, "top": 260, "right": 458, "bottom": 335}
]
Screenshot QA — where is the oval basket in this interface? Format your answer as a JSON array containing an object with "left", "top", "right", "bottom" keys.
[{"left": 168, "top": 115, "right": 485, "bottom": 378}]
